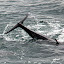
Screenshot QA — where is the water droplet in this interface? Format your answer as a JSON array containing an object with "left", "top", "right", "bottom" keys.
[{"left": 28, "top": 61, "right": 31, "bottom": 63}]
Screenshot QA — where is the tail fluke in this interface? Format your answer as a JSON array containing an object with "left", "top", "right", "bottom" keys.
[
  {"left": 5, "top": 24, "right": 19, "bottom": 34},
  {"left": 19, "top": 14, "right": 28, "bottom": 24},
  {"left": 5, "top": 14, "right": 28, "bottom": 34}
]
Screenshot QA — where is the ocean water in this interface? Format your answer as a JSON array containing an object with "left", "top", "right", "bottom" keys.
[{"left": 0, "top": 0, "right": 64, "bottom": 64}]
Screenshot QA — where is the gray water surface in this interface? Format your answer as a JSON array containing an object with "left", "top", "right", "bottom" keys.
[{"left": 0, "top": 0, "right": 64, "bottom": 64}]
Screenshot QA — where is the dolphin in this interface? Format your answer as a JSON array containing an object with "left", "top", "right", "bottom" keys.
[{"left": 5, "top": 14, "right": 60, "bottom": 45}]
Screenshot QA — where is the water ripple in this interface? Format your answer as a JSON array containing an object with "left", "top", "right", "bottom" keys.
[{"left": 0, "top": 0, "right": 64, "bottom": 64}]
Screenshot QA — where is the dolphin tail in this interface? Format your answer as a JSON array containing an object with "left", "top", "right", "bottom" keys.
[
  {"left": 19, "top": 14, "right": 28, "bottom": 24},
  {"left": 4, "top": 24, "right": 19, "bottom": 34},
  {"left": 5, "top": 14, "right": 28, "bottom": 34}
]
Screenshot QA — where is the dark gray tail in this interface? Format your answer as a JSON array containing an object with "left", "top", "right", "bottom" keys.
[
  {"left": 5, "top": 14, "right": 28, "bottom": 34},
  {"left": 19, "top": 14, "right": 28, "bottom": 24}
]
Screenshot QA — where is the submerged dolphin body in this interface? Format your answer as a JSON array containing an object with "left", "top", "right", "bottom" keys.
[{"left": 5, "top": 14, "right": 59, "bottom": 45}]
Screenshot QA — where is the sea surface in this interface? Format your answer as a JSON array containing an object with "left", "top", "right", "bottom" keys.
[{"left": 0, "top": 0, "right": 64, "bottom": 64}]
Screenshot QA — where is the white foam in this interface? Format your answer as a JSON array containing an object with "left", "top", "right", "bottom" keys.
[
  {"left": 57, "top": 28, "right": 64, "bottom": 42},
  {"left": 51, "top": 58, "right": 61, "bottom": 64},
  {"left": 2, "top": 14, "right": 64, "bottom": 42},
  {"left": 3, "top": 22, "right": 30, "bottom": 41}
]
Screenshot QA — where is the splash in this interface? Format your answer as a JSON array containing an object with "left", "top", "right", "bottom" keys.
[
  {"left": 3, "top": 22, "right": 23, "bottom": 41},
  {"left": 51, "top": 58, "right": 62, "bottom": 64},
  {"left": 57, "top": 28, "right": 64, "bottom": 42},
  {"left": 2, "top": 13, "right": 39, "bottom": 41},
  {"left": 2, "top": 13, "right": 64, "bottom": 42}
]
